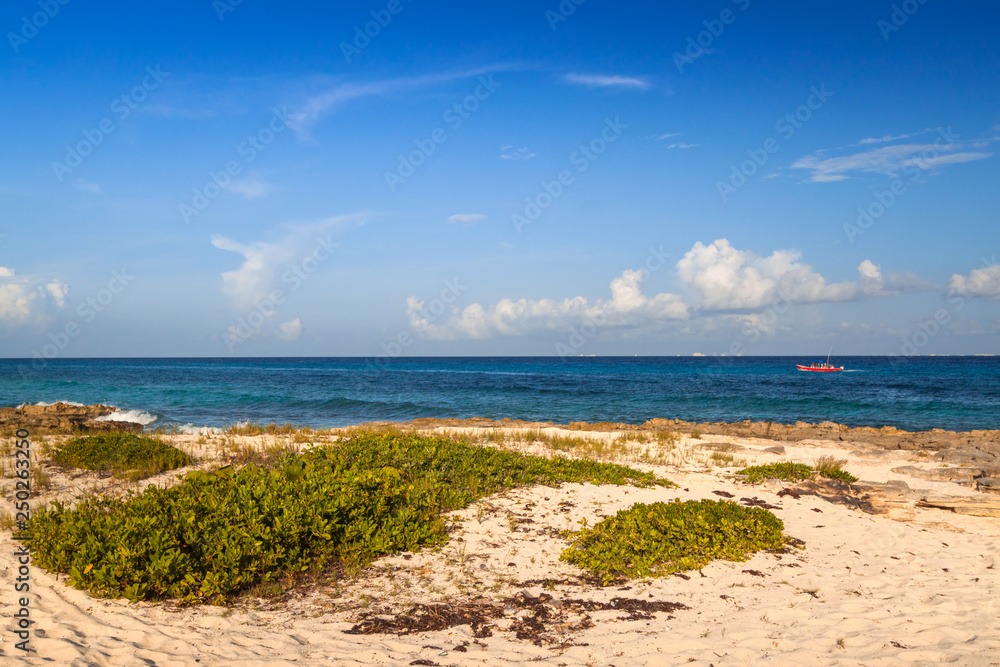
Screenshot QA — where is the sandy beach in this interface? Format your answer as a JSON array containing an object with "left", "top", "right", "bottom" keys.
[{"left": 3, "top": 420, "right": 999, "bottom": 666}]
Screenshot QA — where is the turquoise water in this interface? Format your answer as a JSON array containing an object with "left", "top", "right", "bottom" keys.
[{"left": 1, "top": 357, "right": 997, "bottom": 432}]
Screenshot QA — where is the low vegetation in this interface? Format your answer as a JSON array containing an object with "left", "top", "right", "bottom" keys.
[
  {"left": 561, "top": 499, "right": 789, "bottom": 585},
  {"left": 737, "top": 459, "right": 857, "bottom": 484},
  {"left": 52, "top": 433, "right": 192, "bottom": 480},
  {"left": 813, "top": 455, "right": 858, "bottom": 483},
  {"left": 223, "top": 422, "right": 307, "bottom": 436},
  {"left": 29, "top": 433, "right": 671, "bottom": 603}
]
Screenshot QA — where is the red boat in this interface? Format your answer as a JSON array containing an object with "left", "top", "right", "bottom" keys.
[{"left": 796, "top": 357, "right": 844, "bottom": 372}]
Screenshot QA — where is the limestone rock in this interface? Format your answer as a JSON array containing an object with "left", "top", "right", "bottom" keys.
[
  {"left": 933, "top": 447, "right": 999, "bottom": 467},
  {"left": 849, "top": 480, "right": 917, "bottom": 521},
  {"left": 0, "top": 403, "right": 140, "bottom": 434},
  {"left": 917, "top": 495, "right": 1000, "bottom": 518},
  {"left": 891, "top": 465, "right": 984, "bottom": 484},
  {"left": 975, "top": 478, "right": 1000, "bottom": 495}
]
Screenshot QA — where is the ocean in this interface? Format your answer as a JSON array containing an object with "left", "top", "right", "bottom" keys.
[{"left": 1, "top": 356, "right": 998, "bottom": 432}]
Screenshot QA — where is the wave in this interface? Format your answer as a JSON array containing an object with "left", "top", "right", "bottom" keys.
[{"left": 95, "top": 409, "right": 159, "bottom": 426}]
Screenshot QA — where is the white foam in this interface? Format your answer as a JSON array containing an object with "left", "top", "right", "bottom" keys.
[
  {"left": 95, "top": 409, "right": 159, "bottom": 426},
  {"left": 16, "top": 400, "right": 87, "bottom": 408}
]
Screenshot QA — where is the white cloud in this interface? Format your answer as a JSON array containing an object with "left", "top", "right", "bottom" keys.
[
  {"left": 655, "top": 133, "right": 682, "bottom": 141},
  {"left": 276, "top": 318, "right": 303, "bottom": 340},
  {"left": 665, "top": 142, "right": 697, "bottom": 149},
  {"left": 226, "top": 178, "right": 274, "bottom": 199},
  {"left": 564, "top": 73, "right": 650, "bottom": 90},
  {"left": 448, "top": 214, "right": 486, "bottom": 225},
  {"left": 404, "top": 239, "right": 930, "bottom": 342},
  {"left": 499, "top": 146, "right": 536, "bottom": 160},
  {"left": 408, "top": 269, "right": 688, "bottom": 340},
  {"left": 793, "top": 134, "right": 995, "bottom": 182},
  {"left": 676, "top": 239, "right": 920, "bottom": 309},
  {"left": 950, "top": 265, "right": 1000, "bottom": 300},
  {"left": 0, "top": 267, "right": 70, "bottom": 327}
]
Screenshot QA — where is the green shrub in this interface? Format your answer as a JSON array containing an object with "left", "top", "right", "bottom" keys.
[
  {"left": 737, "top": 462, "right": 815, "bottom": 484},
  {"left": 737, "top": 460, "right": 857, "bottom": 484},
  {"left": 53, "top": 433, "right": 192, "bottom": 479},
  {"left": 29, "top": 433, "right": 671, "bottom": 603},
  {"left": 561, "top": 499, "right": 788, "bottom": 585}
]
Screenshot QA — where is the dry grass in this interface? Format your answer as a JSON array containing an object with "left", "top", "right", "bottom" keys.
[
  {"left": 423, "top": 427, "right": 717, "bottom": 469},
  {"left": 815, "top": 455, "right": 848, "bottom": 476},
  {"left": 224, "top": 422, "right": 302, "bottom": 436},
  {"left": 216, "top": 436, "right": 301, "bottom": 466}
]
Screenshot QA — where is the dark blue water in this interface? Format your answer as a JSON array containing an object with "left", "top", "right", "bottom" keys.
[{"left": 1, "top": 357, "right": 998, "bottom": 432}]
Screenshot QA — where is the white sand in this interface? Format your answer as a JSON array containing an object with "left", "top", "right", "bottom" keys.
[{"left": 2, "top": 429, "right": 999, "bottom": 665}]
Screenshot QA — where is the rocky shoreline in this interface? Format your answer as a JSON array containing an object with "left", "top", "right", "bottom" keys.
[{"left": 0, "top": 402, "right": 143, "bottom": 434}]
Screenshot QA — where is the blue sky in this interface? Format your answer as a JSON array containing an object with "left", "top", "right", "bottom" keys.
[{"left": 1, "top": 0, "right": 998, "bottom": 358}]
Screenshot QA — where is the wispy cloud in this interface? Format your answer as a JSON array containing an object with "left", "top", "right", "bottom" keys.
[
  {"left": 74, "top": 180, "right": 102, "bottom": 194},
  {"left": 288, "top": 65, "right": 511, "bottom": 136},
  {"left": 664, "top": 142, "right": 697, "bottom": 149},
  {"left": 499, "top": 145, "right": 536, "bottom": 160},
  {"left": 211, "top": 213, "right": 364, "bottom": 311},
  {"left": 654, "top": 132, "right": 682, "bottom": 141},
  {"left": 793, "top": 131, "right": 995, "bottom": 182},
  {"left": 854, "top": 132, "right": 919, "bottom": 145},
  {"left": 564, "top": 73, "right": 650, "bottom": 90},
  {"left": 226, "top": 178, "right": 275, "bottom": 199},
  {"left": 448, "top": 214, "right": 486, "bottom": 226}
]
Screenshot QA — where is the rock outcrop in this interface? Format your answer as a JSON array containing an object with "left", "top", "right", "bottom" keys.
[
  {"left": 890, "top": 465, "right": 985, "bottom": 485},
  {"left": 0, "top": 403, "right": 142, "bottom": 434},
  {"left": 639, "top": 418, "right": 1000, "bottom": 454}
]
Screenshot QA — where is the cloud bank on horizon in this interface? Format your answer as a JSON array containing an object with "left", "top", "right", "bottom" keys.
[{"left": 406, "top": 238, "right": 949, "bottom": 341}]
